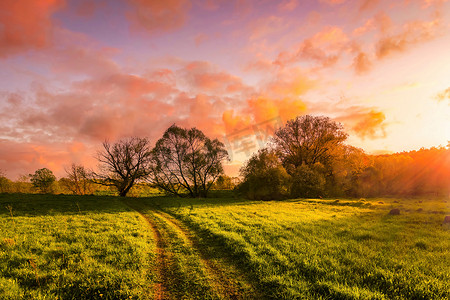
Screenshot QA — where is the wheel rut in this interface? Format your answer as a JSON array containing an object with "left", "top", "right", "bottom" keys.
[
  {"left": 123, "top": 201, "right": 169, "bottom": 300},
  {"left": 124, "top": 199, "right": 261, "bottom": 299},
  {"left": 152, "top": 210, "right": 244, "bottom": 299}
]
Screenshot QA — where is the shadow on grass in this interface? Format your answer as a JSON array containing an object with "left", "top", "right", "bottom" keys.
[{"left": 0, "top": 193, "right": 132, "bottom": 217}]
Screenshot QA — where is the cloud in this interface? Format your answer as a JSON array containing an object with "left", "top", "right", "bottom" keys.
[
  {"left": 336, "top": 109, "right": 387, "bottom": 139},
  {"left": 194, "top": 33, "right": 209, "bottom": 46},
  {"left": 179, "top": 61, "right": 248, "bottom": 95},
  {"left": 74, "top": 0, "right": 106, "bottom": 17},
  {"left": 48, "top": 46, "right": 120, "bottom": 77},
  {"left": 353, "top": 12, "right": 392, "bottom": 36},
  {"left": 319, "top": 0, "right": 347, "bottom": 5},
  {"left": 0, "top": 139, "right": 96, "bottom": 179},
  {"left": 0, "top": 0, "right": 65, "bottom": 57},
  {"left": 275, "top": 26, "right": 349, "bottom": 68},
  {"left": 376, "top": 18, "right": 441, "bottom": 58},
  {"left": 278, "top": 0, "right": 299, "bottom": 11},
  {"left": 435, "top": 87, "right": 450, "bottom": 102},
  {"left": 248, "top": 16, "right": 287, "bottom": 41},
  {"left": 126, "top": 0, "right": 192, "bottom": 34},
  {"left": 352, "top": 51, "right": 373, "bottom": 74}
]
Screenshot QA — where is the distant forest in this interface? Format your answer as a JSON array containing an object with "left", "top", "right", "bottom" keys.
[{"left": 1, "top": 115, "right": 449, "bottom": 199}]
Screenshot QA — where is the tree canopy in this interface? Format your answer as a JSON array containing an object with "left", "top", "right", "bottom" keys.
[
  {"left": 150, "top": 125, "right": 228, "bottom": 197},
  {"left": 272, "top": 115, "right": 348, "bottom": 173},
  {"left": 30, "top": 168, "right": 56, "bottom": 193},
  {"left": 95, "top": 137, "right": 152, "bottom": 197}
]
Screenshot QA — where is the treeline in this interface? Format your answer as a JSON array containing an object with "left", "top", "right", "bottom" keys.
[
  {"left": 1, "top": 116, "right": 448, "bottom": 199},
  {"left": 0, "top": 167, "right": 158, "bottom": 197},
  {"left": 0, "top": 124, "right": 229, "bottom": 198},
  {"left": 237, "top": 115, "right": 450, "bottom": 200}
]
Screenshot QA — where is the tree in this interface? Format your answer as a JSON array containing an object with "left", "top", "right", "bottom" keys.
[
  {"left": 272, "top": 115, "right": 348, "bottom": 173},
  {"left": 238, "top": 149, "right": 290, "bottom": 200},
  {"left": 30, "top": 168, "right": 56, "bottom": 193},
  {"left": 63, "top": 163, "right": 94, "bottom": 195},
  {"left": 0, "top": 169, "right": 12, "bottom": 193},
  {"left": 150, "top": 125, "right": 228, "bottom": 197},
  {"left": 96, "top": 137, "right": 152, "bottom": 197},
  {"left": 290, "top": 164, "right": 326, "bottom": 198}
]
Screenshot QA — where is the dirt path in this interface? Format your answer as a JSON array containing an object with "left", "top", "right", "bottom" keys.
[
  {"left": 123, "top": 199, "right": 261, "bottom": 299},
  {"left": 151, "top": 209, "right": 245, "bottom": 299},
  {"left": 123, "top": 202, "right": 168, "bottom": 300}
]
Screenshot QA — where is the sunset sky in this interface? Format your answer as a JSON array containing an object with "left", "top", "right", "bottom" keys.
[{"left": 1, "top": 0, "right": 449, "bottom": 179}]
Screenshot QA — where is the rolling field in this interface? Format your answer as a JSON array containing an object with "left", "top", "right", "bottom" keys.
[{"left": 1, "top": 193, "right": 449, "bottom": 299}]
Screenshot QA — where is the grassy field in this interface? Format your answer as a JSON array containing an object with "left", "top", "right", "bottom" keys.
[
  {"left": 1, "top": 193, "right": 449, "bottom": 299},
  {"left": 0, "top": 194, "right": 156, "bottom": 299}
]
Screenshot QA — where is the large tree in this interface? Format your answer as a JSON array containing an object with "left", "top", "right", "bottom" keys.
[
  {"left": 96, "top": 137, "right": 152, "bottom": 197},
  {"left": 272, "top": 115, "right": 348, "bottom": 173},
  {"left": 150, "top": 125, "right": 228, "bottom": 197}
]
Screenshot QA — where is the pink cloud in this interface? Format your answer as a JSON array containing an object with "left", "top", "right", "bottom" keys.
[
  {"left": 126, "top": 0, "right": 192, "bottom": 34},
  {"left": 0, "top": 0, "right": 65, "bottom": 57},
  {"left": 179, "top": 61, "right": 249, "bottom": 95},
  {"left": 376, "top": 18, "right": 441, "bottom": 58},
  {"left": 275, "top": 26, "right": 349, "bottom": 68},
  {"left": 278, "top": 0, "right": 299, "bottom": 11},
  {"left": 352, "top": 51, "right": 373, "bottom": 74}
]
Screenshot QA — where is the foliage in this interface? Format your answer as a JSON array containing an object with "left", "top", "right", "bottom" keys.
[
  {"left": 62, "top": 163, "right": 94, "bottom": 195},
  {"left": 272, "top": 115, "right": 348, "bottom": 174},
  {"left": 29, "top": 168, "right": 56, "bottom": 193},
  {"left": 238, "top": 149, "right": 290, "bottom": 200},
  {"left": 212, "top": 175, "right": 237, "bottom": 190},
  {"left": 290, "top": 163, "right": 327, "bottom": 198},
  {"left": 150, "top": 124, "right": 229, "bottom": 197},
  {"left": 95, "top": 137, "right": 152, "bottom": 197},
  {"left": 0, "top": 170, "right": 13, "bottom": 193}
]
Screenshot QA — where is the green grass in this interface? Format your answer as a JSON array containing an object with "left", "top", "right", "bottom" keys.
[
  {"left": 1, "top": 193, "right": 449, "bottom": 299},
  {"left": 0, "top": 194, "right": 155, "bottom": 299},
  {"left": 144, "top": 196, "right": 450, "bottom": 299}
]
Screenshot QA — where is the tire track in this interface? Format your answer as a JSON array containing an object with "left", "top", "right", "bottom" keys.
[
  {"left": 123, "top": 202, "right": 168, "bottom": 300},
  {"left": 125, "top": 199, "right": 262, "bottom": 299},
  {"left": 152, "top": 209, "right": 261, "bottom": 300}
]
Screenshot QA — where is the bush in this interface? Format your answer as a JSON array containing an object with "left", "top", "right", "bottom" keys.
[
  {"left": 290, "top": 164, "right": 326, "bottom": 198},
  {"left": 238, "top": 149, "right": 290, "bottom": 200}
]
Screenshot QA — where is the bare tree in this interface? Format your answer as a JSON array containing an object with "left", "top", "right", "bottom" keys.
[
  {"left": 150, "top": 125, "right": 229, "bottom": 197},
  {"left": 95, "top": 137, "right": 152, "bottom": 197},
  {"left": 63, "top": 163, "right": 93, "bottom": 195}
]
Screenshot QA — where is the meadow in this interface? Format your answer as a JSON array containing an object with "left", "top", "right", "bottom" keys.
[{"left": 1, "top": 193, "right": 449, "bottom": 299}]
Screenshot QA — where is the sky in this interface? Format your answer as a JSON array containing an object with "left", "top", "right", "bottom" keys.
[{"left": 0, "top": 0, "right": 449, "bottom": 179}]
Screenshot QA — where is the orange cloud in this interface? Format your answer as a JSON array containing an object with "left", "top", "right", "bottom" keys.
[
  {"left": 126, "top": 0, "right": 191, "bottom": 34},
  {"left": 353, "top": 12, "right": 392, "bottom": 36},
  {"left": 376, "top": 18, "right": 441, "bottom": 58},
  {"left": 0, "top": 139, "right": 95, "bottom": 179},
  {"left": 352, "top": 51, "right": 373, "bottom": 74},
  {"left": 275, "top": 26, "right": 349, "bottom": 68},
  {"left": 180, "top": 61, "right": 248, "bottom": 94},
  {"left": 337, "top": 109, "right": 386, "bottom": 139},
  {"left": 263, "top": 67, "right": 316, "bottom": 98},
  {"left": 0, "top": 0, "right": 65, "bottom": 57},
  {"left": 436, "top": 87, "right": 450, "bottom": 102}
]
